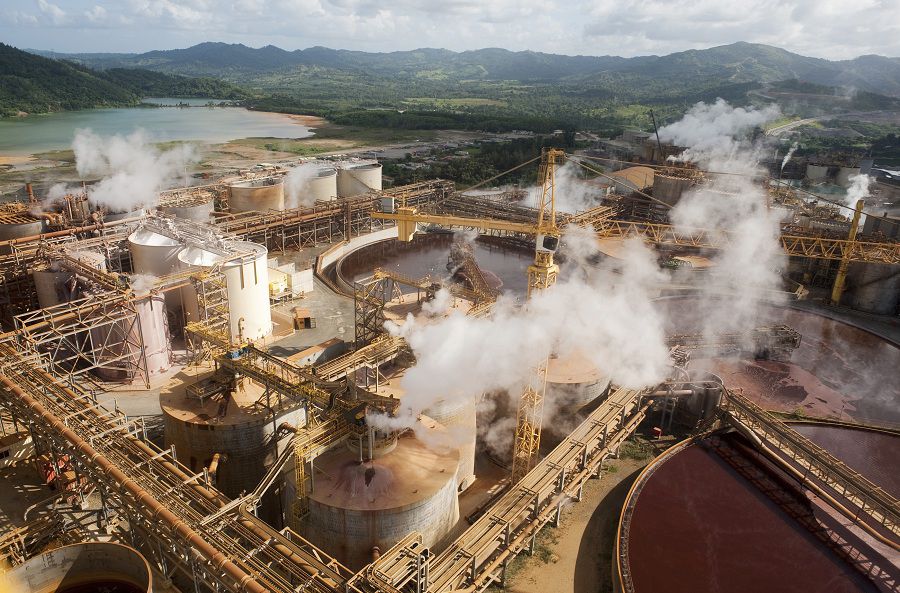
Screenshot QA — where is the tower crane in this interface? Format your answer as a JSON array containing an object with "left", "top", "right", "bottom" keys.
[{"left": 372, "top": 147, "right": 566, "bottom": 482}]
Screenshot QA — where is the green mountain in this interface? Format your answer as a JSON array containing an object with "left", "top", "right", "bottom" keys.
[
  {"left": 37, "top": 41, "right": 900, "bottom": 97},
  {"left": 0, "top": 43, "right": 249, "bottom": 117}
]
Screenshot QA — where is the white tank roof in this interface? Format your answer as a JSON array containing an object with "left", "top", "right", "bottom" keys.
[{"left": 128, "top": 228, "right": 180, "bottom": 247}]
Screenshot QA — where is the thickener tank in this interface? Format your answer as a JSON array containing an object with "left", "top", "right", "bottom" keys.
[
  {"left": 337, "top": 163, "right": 382, "bottom": 197},
  {"left": 229, "top": 178, "right": 285, "bottom": 213},
  {"left": 178, "top": 241, "right": 272, "bottom": 342},
  {"left": 308, "top": 167, "right": 338, "bottom": 202},
  {"left": 162, "top": 376, "right": 306, "bottom": 506},
  {"left": 0, "top": 542, "right": 151, "bottom": 593},
  {"left": 301, "top": 424, "right": 460, "bottom": 569}
]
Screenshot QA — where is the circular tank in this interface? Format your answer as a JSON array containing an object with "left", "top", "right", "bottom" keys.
[
  {"left": 545, "top": 351, "right": 610, "bottom": 409},
  {"left": 425, "top": 395, "right": 478, "bottom": 491},
  {"left": 844, "top": 262, "right": 900, "bottom": 315},
  {"left": 615, "top": 425, "right": 899, "bottom": 593},
  {"left": 160, "top": 197, "right": 214, "bottom": 222},
  {"left": 162, "top": 377, "right": 305, "bottom": 504},
  {"left": 0, "top": 542, "right": 151, "bottom": 593},
  {"left": 337, "top": 163, "right": 382, "bottom": 197},
  {"left": 308, "top": 167, "right": 338, "bottom": 202},
  {"left": 178, "top": 241, "right": 272, "bottom": 342},
  {"left": 128, "top": 229, "right": 183, "bottom": 277},
  {"left": 301, "top": 428, "right": 460, "bottom": 569},
  {"left": 806, "top": 164, "right": 828, "bottom": 182},
  {"left": 0, "top": 217, "right": 44, "bottom": 243},
  {"left": 836, "top": 166, "right": 861, "bottom": 188},
  {"left": 92, "top": 293, "right": 171, "bottom": 381},
  {"left": 651, "top": 173, "right": 694, "bottom": 206},
  {"left": 229, "top": 178, "right": 285, "bottom": 213}
]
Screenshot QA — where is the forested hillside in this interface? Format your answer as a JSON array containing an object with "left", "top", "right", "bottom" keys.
[{"left": 0, "top": 43, "right": 249, "bottom": 117}]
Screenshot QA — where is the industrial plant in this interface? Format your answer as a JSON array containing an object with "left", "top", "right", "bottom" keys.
[{"left": 0, "top": 127, "right": 897, "bottom": 593}]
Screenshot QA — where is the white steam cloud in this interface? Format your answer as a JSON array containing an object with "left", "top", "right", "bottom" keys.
[
  {"left": 659, "top": 98, "right": 780, "bottom": 161},
  {"left": 284, "top": 163, "right": 324, "bottom": 209},
  {"left": 72, "top": 129, "right": 198, "bottom": 213},
  {"left": 530, "top": 162, "right": 605, "bottom": 214},
  {"left": 781, "top": 142, "right": 799, "bottom": 173},
  {"left": 370, "top": 232, "right": 671, "bottom": 438},
  {"left": 843, "top": 173, "right": 870, "bottom": 209},
  {"left": 667, "top": 99, "right": 786, "bottom": 337}
]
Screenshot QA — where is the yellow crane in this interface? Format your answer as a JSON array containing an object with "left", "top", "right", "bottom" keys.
[{"left": 373, "top": 147, "right": 565, "bottom": 482}]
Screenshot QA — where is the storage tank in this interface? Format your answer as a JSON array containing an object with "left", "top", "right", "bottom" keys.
[
  {"left": 843, "top": 262, "right": 900, "bottom": 315},
  {"left": 104, "top": 208, "right": 147, "bottom": 222},
  {"left": 178, "top": 241, "right": 272, "bottom": 342},
  {"left": 33, "top": 251, "right": 107, "bottom": 308},
  {"left": 0, "top": 542, "right": 151, "bottom": 593},
  {"left": 128, "top": 228, "right": 183, "bottom": 277},
  {"left": 425, "top": 395, "right": 477, "bottom": 491},
  {"left": 652, "top": 172, "right": 694, "bottom": 206},
  {"left": 229, "top": 178, "right": 285, "bottom": 213},
  {"left": 0, "top": 211, "right": 44, "bottom": 243},
  {"left": 806, "top": 164, "right": 828, "bottom": 182},
  {"left": 308, "top": 167, "right": 338, "bottom": 202},
  {"left": 162, "top": 376, "right": 305, "bottom": 506},
  {"left": 301, "top": 423, "right": 460, "bottom": 569},
  {"left": 836, "top": 166, "right": 861, "bottom": 188},
  {"left": 92, "top": 292, "right": 171, "bottom": 381},
  {"left": 337, "top": 163, "right": 382, "bottom": 197},
  {"left": 160, "top": 193, "right": 215, "bottom": 222},
  {"left": 545, "top": 351, "right": 610, "bottom": 410}
]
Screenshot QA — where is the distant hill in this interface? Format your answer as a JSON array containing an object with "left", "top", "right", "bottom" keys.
[
  {"left": 35, "top": 41, "right": 900, "bottom": 97},
  {"left": 0, "top": 43, "right": 249, "bottom": 117}
]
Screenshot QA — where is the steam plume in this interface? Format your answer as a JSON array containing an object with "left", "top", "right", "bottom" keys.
[
  {"left": 284, "top": 163, "right": 324, "bottom": 209},
  {"left": 72, "top": 129, "right": 198, "bottom": 213}
]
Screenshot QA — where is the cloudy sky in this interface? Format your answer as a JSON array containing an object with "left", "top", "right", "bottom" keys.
[{"left": 1, "top": 0, "right": 898, "bottom": 60}]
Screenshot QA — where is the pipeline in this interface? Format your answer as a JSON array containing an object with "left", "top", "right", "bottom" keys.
[{"left": 0, "top": 374, "right": 268, "bottom": 593}]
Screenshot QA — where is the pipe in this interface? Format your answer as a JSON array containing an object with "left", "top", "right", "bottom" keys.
[
  {"left": 0, "top": 375, "right": 268, "bottom": 593},
  {"left": 26, "top": 183, "right": 35, "bottom": 203},
  {"left": 207, "top": 453, "right": 226, "bottom": 484}
]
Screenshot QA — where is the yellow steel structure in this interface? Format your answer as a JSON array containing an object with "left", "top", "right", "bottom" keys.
[
  {"left": 375, "top": 148, "right": 566, "bottom": 483},
  {"left": 830, "top": 199, "right": 865, "bottom": 305}
]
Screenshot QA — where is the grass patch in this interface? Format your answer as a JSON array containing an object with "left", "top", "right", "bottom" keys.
[
  {"left": 230, "top": 124, "right": 442, "bottom": 156},
  {"left": 619, "top": 437, "right": 656, "bottom": 461}
]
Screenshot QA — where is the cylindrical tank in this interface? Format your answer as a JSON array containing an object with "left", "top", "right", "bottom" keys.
[
  {"left": 0, "top": 216, "right": 44, "bottom": 243},
  {"left": 229, "top": 178, "right": 285, "bottom": 212},
  {"left": 844, "top": 262, "right": 900, "bottom": 315},
  {"left": 652, "top": 173, "right": 694, "bottom": 206},
  {"left": 178, "top": 241, "right": 272, "bottom": 342},
  {"left": 34, "top": 251, "right": 107, "bottom": 308},
  {"left": 162, "top": 377, "right": 305, "bottom": 505},
  {"left": 128, "top": 228, "right": 183, "bottom": 277},
  {"left": 301, "top": 430, "right": 460, "bottom": 569},
  {"left": 806, "top": 164, "right": 828, "bottom": 182},
  {"left": 92, "top": 293, "right": 171, "bottom": 381},
  {"left": 308, "top": 167, "right": 338, "bottom": 202},
  {"left": 337, "top": 163, "right": 382, "bottom": 197},
  {"left": 161, "top": 196, "right": 214, "bottom": 222},
  {"left": 836, "top": 166, "right": 861, "bottom": 188},
  {"left": 0, "top": 542, "right": 151, "bottom": 593},
  {"left": 425, "top": 395, "right": 477, "bottom": 491},
  {"left": 545, "top": 352, "right": 610, "bottom": 410}
]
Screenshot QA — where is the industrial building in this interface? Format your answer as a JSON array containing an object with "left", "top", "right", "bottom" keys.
[{"left": 0, "top": 145, "right": 897, "bottom": 593}]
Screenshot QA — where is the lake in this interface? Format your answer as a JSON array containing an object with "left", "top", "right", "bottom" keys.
[{"left": 0, "top": 99, "right": 313, "bottom": 156}]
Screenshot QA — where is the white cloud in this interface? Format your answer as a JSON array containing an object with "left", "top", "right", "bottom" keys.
[{"left": 0, "top": 0, "right": 897, "bottom": 58}]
